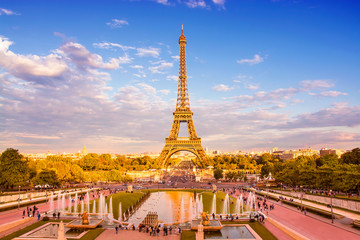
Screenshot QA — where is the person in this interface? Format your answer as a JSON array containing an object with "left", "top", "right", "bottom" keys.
[
  {"left": 23, "top": 210, "right": 25, "bottom": 218},
  {"left": 156, "top": 227, "right": 160, "bottom": 236},
  {"left": 57, "top": 212, "right": 60, "bottom": 219},
  {"left": 37, "top": 212, "right": 41, "bottom": 220},
  {"left": 212, "top": 212, "right": 215, "bottom": 219},
  {"left": 53, "top": 212, "right": 56, "bottom": 219},
  {"left": 115, "top": 224, "right": 119, "bottom": 234},
  {"left": 178, "top": 227, "right": 182, "bottom": 234},
  {"left": 304, "top": 207, "right": 307, "bottom": 215},
  {"left": 169, "top": 226, "right": 172, "bottom": 234}
]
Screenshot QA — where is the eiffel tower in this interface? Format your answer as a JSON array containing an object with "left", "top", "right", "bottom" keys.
[{"left": 159, "top": 25, "right": 207, "bottom": 167}]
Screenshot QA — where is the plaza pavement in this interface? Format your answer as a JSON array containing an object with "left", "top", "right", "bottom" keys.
[
  {"left": 259, "top": 190, "right": 360, "bottom": 221},
  {"left": 230, "top": 189, "right": 360, "bottom": 240},
  {"left": 0, "top": 189, "right": 111, "bottom": 238}
]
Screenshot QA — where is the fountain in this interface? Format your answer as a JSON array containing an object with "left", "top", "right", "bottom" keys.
[
  {"left": 74, "top": 193, "right": 78, "bottom": 213},
  {"left": 81, "top": 199, "right": 84, "bottom": 214},
  {"left": 92, "top": 200, "right": 96, "bottom": 214},
  {"left": 222, "top": 194, "right": 230, "bottom": 215},
  {"left": 191, "top": 212, "right": 223, "bottom": 231},
  {"left": 118, "top": 202, "right": 122, "bottom": 222},
  {"left": 211, "top": 193, "right": 216, "bottom": 215},
  {"left": 66, "top": 211, "right": 104, "bottom": 230},
  {"left": 57, "top": 193, "right": 60, "bottom": 212},
  {"left": 86, "top": 192, "right": 90, "bottom": 213},
  {"left": 68, "top": 196, "right": 72, "bottom": 213},
  {"left": 61, "top": 194, "right": 65, "bottom": 213}
]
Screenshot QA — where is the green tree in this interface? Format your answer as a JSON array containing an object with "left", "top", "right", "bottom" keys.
[
  {"left": 70, "top": 164, "right": 85, "bottom": 182},
  {"left": 340, "top": 148, "right": 360, "bottom": 165},
  {"left": 33, "top": 169, "right": 60, "bottom": 187},
  {"left": 80, "top": 153, "right": 99, "bottom": 170},
  {"left": 213, "top": 169, "right": 223, "bottom": 180},
  {"left": 0, "top": 148, "right": 30, "bottom": 188}
]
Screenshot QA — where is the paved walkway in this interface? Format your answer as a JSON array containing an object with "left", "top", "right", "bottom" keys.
[
  {"left": 227, "top": 189, "right": 360, "bottom": 240},
  {"left": 96, "top": 229, "right": 180, "bottom": 240},
  {"left": 260, "top": 190, "right": 360, "bottom": 220},
  {"left": 0, "top": 189, "right": 110, "bottom": 238}
]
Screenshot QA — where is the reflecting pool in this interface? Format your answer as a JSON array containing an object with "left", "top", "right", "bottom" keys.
[
  {"left": 204, "top": 226, "right": 256, "bottom": 239},
  {"left": 127, "top": 191, "right": 194, "bottom": 225}
]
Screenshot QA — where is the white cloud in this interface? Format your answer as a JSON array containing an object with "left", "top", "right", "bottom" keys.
[
  {"left": 106, "top": 19, "right": 128, "bottom": 28},
  {"left": 237, "top": 54, "right": 264, "bottom": 65},
  {"left": 131, "top": 65, "right": 144, "bottom": 69},
  {"left": 213, "top": 84, "right": 234, "bottom": 92},
  {"left": 0, "top": 36, "right": 68, "bottom": 80},
  {"left": 154, "top": 0, "right": 170, "bottom": 5},
  {"left": 299, "top": 80, "right": 334, "bottom": 90},
  {"left": 136, "top": 47, "right": 160, "bottom": 58},
  {"left": 58, "top": 42, "right": 128, "bottom": 70},
  {"left": 148, "top": 61, "right": 173, "bottom": 74},
  {"left": 0, "top": 8, "right": 19, "bottom": 15},
  {"left": 171, "top": 55, "right": 180, "bottom": 61},
  {"left": 212, "top": 0, "right": 226, "bottom": 9},
  {"left": 167, "top": 75, "right": 178, "bottom": 81},
  {"left": 212, "top": 0, "right": 225, "bottom": 5},
  {"left": 185, "top": 0, "right": 207, "bottom": 8},
  {"left": 309, "top": 91, "right": 348, "bottom": 97},
  {"left": 159, "top": 89, "right": 170, "bottom": 95},
  {"left": 93, "top": 42, "right": 135, "bottom": 51},
  {"left": 246, "top": 84, "right": 259, "bottom": 90}
]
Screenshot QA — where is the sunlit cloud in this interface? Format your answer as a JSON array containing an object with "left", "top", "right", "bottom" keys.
[
  {"left": 0, "top": 8, "right": 19, "bottom": 15},
  {"left": 213, "top": 84, "right": 234, "bottom": 92},
  {"left": 237, "top": 54, "right": 264, "bottom": 65},
  {"left": 148, "top": 61, "right": 173, "bottom": 74},
  {"left": 136, "top": 47, "right": 161, "bottom": 58},
  {"left": 299, "top": 80, "right": 334, "bottom": 90},
  {"left": 309, "top": 91, "right": 348, "bottom": 97},
  {"left": 184, "top": 0, "right": 207, "bottom": 8},
  {"left": 106, "top": 19, "right": 129, "bottom": 28}
]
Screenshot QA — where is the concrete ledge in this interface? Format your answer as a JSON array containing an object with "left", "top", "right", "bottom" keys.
[
  {"left": 0, "top": 217, "right": 34, "bottom": 234},
  {"left": 267, "top": 217, "right": 310, "bottom": 240}
]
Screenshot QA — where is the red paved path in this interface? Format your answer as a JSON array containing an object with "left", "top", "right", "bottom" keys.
[{"left": 229, "top": 189, "right": 360, "bottom": 240}]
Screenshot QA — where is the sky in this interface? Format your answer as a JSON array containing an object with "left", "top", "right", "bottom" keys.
[{"left": 0, "top": 0, "right": 359, "bottom": 154}]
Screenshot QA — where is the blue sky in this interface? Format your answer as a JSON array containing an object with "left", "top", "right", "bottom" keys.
[{"left": 0, "top": 0, "right": 359, "bottom": 154}]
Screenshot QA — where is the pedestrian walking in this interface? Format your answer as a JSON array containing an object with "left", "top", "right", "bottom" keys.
[{"left": 115, "top": 225, "right": 119, "bottom": 234}]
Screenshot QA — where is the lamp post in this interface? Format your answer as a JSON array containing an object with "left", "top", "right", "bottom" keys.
[
  {"left": 300, "top": 188, "right": 303, "bottom": 211},
  {"left": 330, "top": 189, "right": 334, "bottom": 224},
  {"left": 18, "top": 186, "right": 21, "bottom": 210}
]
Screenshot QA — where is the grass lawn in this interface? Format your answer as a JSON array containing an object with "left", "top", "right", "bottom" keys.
[
  {"left": 0, "top": 219, "right": 104, "bottom": 240},
  {"left": 79, "top": 228, "right": 105, "bottom": 240},
  {"left": 0, "top": 219, "right": 71, "bottom": 240},
  {"left": 222, "top": 221, "right": 278, "bottom": 240},
  {"left": 83, "top": 190, "right": 147, "bottom": 219},
  {"left": 181, "top": 230, "right": 196, "bottom": 240}
]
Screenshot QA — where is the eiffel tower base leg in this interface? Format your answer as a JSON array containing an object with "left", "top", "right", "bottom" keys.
[{"left": 159, "top": 141, "right": 207, "bottom": 168}]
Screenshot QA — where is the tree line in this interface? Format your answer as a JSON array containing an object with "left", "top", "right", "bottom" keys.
[{"left": 1, "top": 147, "right": 359, "bottom": 193}]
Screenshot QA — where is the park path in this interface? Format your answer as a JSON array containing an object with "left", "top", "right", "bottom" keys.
[
  {"left": 228, "top": 189, "right": 360, "bottom": 240},
  {"left": 259, "top": 190, "right": 360, "bottom": 221},
  {"left": 96, "top": 228, "right": 180, "bottom": 240},
  {"left": 0, "top": 189, "right": 111, "bottom": 238}
]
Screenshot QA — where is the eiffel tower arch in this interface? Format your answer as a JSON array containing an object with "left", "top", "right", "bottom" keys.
[{"left": 159, "top": 25, "right": 207, "bottom": 167}]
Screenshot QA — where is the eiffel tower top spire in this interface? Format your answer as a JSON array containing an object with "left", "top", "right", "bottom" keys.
[{"left": 176, "top": 24, "right": 190, "bottom": 111}]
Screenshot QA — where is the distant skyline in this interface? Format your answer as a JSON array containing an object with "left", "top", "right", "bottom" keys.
[{"left": 0, "top": 0, "right": 359, "bottom": 154}]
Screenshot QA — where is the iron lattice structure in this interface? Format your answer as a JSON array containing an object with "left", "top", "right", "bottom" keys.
[{"left": 158, "top": 26, "right": 207, "bottom": 167}]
